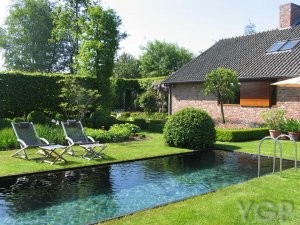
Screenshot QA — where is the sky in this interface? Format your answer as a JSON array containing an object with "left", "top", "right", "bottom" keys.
[{"left": 0, "top": 0, "right": 298, "bottom": 69}]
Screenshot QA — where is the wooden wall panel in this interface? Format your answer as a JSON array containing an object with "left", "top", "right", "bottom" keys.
[{"left": 240, "top": 81, "right": 271, "bottom": 107}]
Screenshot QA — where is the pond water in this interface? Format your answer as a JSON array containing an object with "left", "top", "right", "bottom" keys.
[{"left": 0, "top": 150, "right": 294, "bottom": 225}]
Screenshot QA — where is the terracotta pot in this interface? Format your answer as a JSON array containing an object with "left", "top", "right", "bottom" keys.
[
  {"left": 288, "top": 132, "right": 300, "bottom": 141},
  {"left": 269, "top": 130, "right": 281, "bottom": 139}
]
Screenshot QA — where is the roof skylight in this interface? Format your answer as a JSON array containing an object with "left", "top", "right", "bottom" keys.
[
  {"left": 266, "top": 39, "right": 300, "bottom": 53},
  {"left": 266, "top": 41, "right": 286, "bottom": 53},
  {"left": 279, "top": 39, "right": 300, "bottom": 51}
]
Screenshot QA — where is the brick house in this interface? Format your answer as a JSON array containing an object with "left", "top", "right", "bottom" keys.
[{"left": 163, "top": 3, "right": 300, "bottom": 123}]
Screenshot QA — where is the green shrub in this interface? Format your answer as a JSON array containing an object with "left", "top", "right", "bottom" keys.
[
  {"left": 135, "top": 90, "right": 158, "bottom": 113},
  {"left": 89, "top": 111, "right": 118, "bottom": 129},
  {"left": 148, "top": 119, "right": 165, "bottom": 133},
  {"left": 164, "top": 108, "right": 215, "bottom": 150},
  {"left": 0, "top": 128, "right": 18, "bottom": 150},
  {"left": 216, "top": 128, "right": 269, "bottom": 142},
  {"left": 260, "top": 108, "right": 286, "bottom": 130},
  {"left": 27, "top": 111, "right": 47, "bottom": 124},
  {"left": 149, "top": 112, "right": 168, "bottom": 121},
  {"left": 282, "top": 118, "right": 300, "bottom": 133},
  {"left": 132, "top": 119, "right": 147, "bottom": 130},
  {"left": 0, "top": 118, "right": 12, "bottom": 129},
  {"left": 85, "top": 123, "right": 140, "bottom": 143},
  {"left": 85, "top": 128, "right": 111, "bottom": 143},
  {"left": 0, "top": 125, "right": 65, "bottom": 150},
  {"left": 35, "top": 125, "right": 65, "bottom": 145},
  {"left": 12, "top": 117, "right": 26, "bottom": 122},
  {"left": 109, "top": 124, "right": 133, "bottom": 142}
]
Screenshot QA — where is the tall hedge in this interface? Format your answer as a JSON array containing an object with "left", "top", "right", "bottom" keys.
[{"left": 0, "top": 72, "right": 110, "bottom": 117}]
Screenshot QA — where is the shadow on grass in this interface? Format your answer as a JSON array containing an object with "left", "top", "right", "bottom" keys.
[{"left": 214, "top": 143, "right": 242, "bottom": 151}]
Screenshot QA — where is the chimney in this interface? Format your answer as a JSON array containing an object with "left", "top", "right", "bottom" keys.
[{"left": 280, "top": 3, "right": 300, "bottom": 28}]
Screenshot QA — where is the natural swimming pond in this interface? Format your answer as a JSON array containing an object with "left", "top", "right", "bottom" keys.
[{"left": 0, "top": 150, "right": 295, "bottom": 225}]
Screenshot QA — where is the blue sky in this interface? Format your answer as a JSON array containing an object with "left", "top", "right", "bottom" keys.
[{"left": 0, "top": 0, "right": 298, "bottom": 68}]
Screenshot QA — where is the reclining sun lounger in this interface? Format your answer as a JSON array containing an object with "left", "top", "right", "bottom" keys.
[
  {"left": 11, "top": 122, "right": 67, "bottom": 164},
  {"left": 61, "top": 120, "right": 107, "bottom": 160}
]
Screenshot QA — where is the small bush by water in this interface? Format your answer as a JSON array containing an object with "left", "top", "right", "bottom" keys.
[{"left": 163, "top": 108, "right": 215, "bottom": 150}]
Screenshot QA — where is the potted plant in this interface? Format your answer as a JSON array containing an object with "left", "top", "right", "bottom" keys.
[
  {"left": 260, "top": 108, "right": 286, "bottom": 138},
  {"left": 283, "top": 118, "right": 300, "bottom": 141}
]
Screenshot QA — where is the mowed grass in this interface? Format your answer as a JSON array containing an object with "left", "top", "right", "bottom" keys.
[
  {"left": 215, "top": 139, "right": 300, "bottom": 161},
  {"left": 0, "top": 133, "right": 192, "bottom": 177}
]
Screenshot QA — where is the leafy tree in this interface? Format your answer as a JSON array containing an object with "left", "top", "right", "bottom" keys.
[
  {"left": 0, "top": 0, "right": 62, "bottom": 72},
  {"left": 51, "top": 0, "right": 92, "bottom": 73},
  {"left": 140, "top": 40, "right": 194, "bottom": 77},
  {"left": 74, "top": 6, "right": 125, "bottom": 78},
  {"left": 113, "top": 53, "right": 141, "bottom": 78},
  {"left": 244, "top": 20, "right": 256, "bottom": 35},
  {"left": 59, "top": 77, "right": 100, "bottom": 120},
  {"left": 135, "top": 90, "right": 158, "bottom": 114},
  {"left": 203, "top": 67, "right": 239, "bottom": 124}
]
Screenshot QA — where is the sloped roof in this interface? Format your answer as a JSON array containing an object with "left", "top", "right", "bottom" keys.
[{"left": 164, "top": 25, "right": 300, "bottom": 84}]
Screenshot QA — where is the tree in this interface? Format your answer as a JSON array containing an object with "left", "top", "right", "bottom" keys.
[
  {"left": 203, "top": 67, "right": 239, "bottom": 124},
  {"left": 140, "top": 40, "right": 194, "bottom": 77},
  {"left": 51, "top": 0, "right": 92, "bottom": 73},
  {"left": 0, "top": 0, "right": 63, "bottom": 72},
  {"left": 135, "top": 90, "right": 158, "bottom": 114},
  {"left": 74, "top": 6, "right": 125, "bottom": 78},
  {"left": 59, "top": 77, "right": 100, "bottom": 120},
  {"left": 113, "top": 53, "right": 141, "bottom": 78},
  {"left": 244, "top": 20, "right": 256, "bottom": 35}
]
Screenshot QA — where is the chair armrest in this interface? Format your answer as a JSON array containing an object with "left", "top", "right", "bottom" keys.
[
  {"left": 40, "top": 138, "right": 50, "bottom": 145},
  {"left": 17, "top": 139, "right": 27, "bottom": 148},
  {"left": 87, "top": 136, "right": 96, "bottom": 142},
  {"left": 65, "top": 137, "right": 75, "bottom": 145}
]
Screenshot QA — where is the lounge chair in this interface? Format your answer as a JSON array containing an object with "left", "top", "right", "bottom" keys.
[
  {"left": 11, "top": 122, "right": 67, "bottom": 164},
  {"left": 61, "top": 120, "right": 107, "bottom": 160}
]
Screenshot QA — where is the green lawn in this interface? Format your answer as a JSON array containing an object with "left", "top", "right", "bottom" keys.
[
  {"left": 215, "top": 139, "right": 299, "bottom": 161},
  {"left": 0, "top": 133, "right": 192, "bottom": 177}
]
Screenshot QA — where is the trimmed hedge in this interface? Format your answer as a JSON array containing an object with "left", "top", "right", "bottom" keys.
[
  {"left": 132, "top": 119, "right": 148, "bottom": 130},
  {"left": 148, "top": 119, "right": 165, "bottom": 133},
  {"left": 216, "top": 128, "right": 269, "bottom": 142},
  {"left": 0, "top": 72, "right": 111, "bottom": 117}
]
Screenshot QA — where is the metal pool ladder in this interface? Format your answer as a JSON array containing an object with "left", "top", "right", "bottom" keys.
[{"left": 258, "top": 134, "right": 297, "bottom": 177}]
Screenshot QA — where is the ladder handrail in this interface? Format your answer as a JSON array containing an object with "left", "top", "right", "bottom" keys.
[{"left": 258, "top": 134, "right": 297, "bottom": 177}]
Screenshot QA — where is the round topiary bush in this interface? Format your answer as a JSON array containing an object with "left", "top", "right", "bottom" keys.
[
  {"left": 27, "top": 111, "right": 47, "bottom": 124},
  {"left": 163, "top": 108, "right": 215, "bottom": 150},
  {"left": 90, "top": 110, "right": 118, "bottom": 130}
]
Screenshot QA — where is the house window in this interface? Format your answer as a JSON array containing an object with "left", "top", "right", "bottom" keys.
[
  {"left": 240, "top": 81, "right": 276, "bottom": 107},
  {"left": 266, "top": 39, "right": 300, "bottom": 53},
  {"left": 279, "top": 39, "right": 300, "bottom": 51},
  {"left": 223, "top": 90, "right": 240, "bottom": 105},
  {"left": 266, "top": 41, "right": 286, "bottom": 53}
]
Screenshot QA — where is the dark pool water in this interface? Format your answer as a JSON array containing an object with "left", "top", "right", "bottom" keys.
[{"left": 0, "top": 150, "right": 294, "bottom": 225}]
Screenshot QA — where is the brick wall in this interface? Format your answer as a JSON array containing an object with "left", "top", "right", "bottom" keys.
[
  {"left": 170, "top": 83, "right": 300, "bottom": 123},
  {"left": 280, "top": 3, "right": 300, "bottom": 28}
]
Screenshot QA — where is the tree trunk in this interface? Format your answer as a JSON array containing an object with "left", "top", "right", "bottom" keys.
[{"left": 220, "top": 101, "right": 225, "bottom": 123}]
